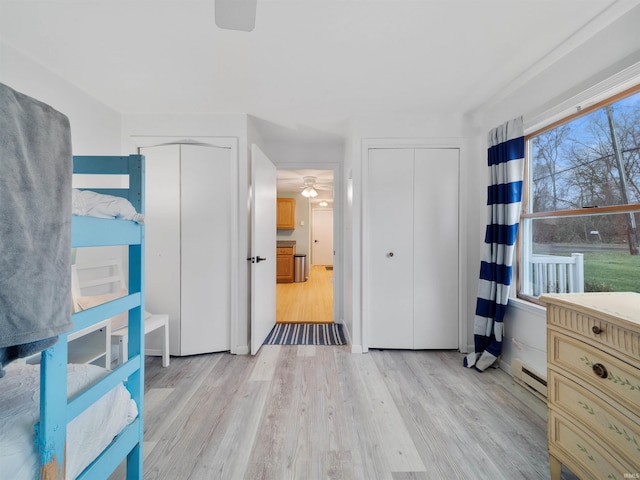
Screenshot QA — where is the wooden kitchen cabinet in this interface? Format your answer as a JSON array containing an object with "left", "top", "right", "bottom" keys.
[
  {"left": 277, "top": 198, "right": 296, "bottom": 229},
  {"left": 276, "top": 246, "right": 295, "bottom": 283},
  {"left": 542, "top": 292, "right": 640, "bottom": 480}
]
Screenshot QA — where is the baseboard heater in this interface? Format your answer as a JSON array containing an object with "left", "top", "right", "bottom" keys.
[{"left": 511, "top": 359, "right": 547, "bottom": 401}]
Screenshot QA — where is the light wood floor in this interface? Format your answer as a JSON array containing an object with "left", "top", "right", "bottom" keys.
[
  {"left": 116, "top": 348, "right": 579, "bottom": 480},
  {"left": 276, "top": 265, "right": 333, "bottom": 324}
]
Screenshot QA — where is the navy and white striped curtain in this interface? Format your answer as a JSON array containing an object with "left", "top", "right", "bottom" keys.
[{"left": 465, "top": 117, "right": 524, "bottom": 372}]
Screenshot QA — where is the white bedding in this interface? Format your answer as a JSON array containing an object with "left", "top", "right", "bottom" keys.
[
  {"left": 0, "top": 363, "right": 138, "bottom": 480},
  {"left": 72, "top": 189, "right": 144, "bottom": 224}
]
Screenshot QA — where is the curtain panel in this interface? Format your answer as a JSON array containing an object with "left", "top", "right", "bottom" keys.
[{"left": 465, "top": 117, "right": 524, "bottom": 372}]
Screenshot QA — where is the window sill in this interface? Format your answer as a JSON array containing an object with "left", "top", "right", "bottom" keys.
[{"left": 508, "top": 296, "right": 546, "bottom": 317}]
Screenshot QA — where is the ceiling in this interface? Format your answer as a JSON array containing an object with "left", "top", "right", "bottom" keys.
[
  {"left": 0, "top": 0, "right": 636, "bottom": 145},
  {"left": 277, "top": 169, "right": 334, "bottom": 204}
]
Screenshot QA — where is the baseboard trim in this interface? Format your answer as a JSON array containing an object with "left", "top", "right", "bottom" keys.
[{"left": 234, "top": 345, "right": 249, "bottom": 355}]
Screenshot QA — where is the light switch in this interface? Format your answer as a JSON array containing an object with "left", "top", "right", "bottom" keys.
[{"left": 300, "top": 220, "right": 305, "bottom": 226}]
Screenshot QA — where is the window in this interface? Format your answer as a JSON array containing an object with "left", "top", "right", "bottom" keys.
[{"left": 519, "top": 85, "right": 640, "bottom": 300}]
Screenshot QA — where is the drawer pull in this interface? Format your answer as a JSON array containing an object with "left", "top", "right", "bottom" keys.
[
  {"left": 592, "top": 363, "right": 608, "bottom": 379},
  {"left": 592, "top": 325, "right": 603, "bottom": 335}
]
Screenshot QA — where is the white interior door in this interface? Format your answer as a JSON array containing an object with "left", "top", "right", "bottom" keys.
[
  {"left": 413, "top": 148, "right": 459, "bottom": 349},
  {"left": 311, "top": 209, "right": 334, "bottom": 266},
  {"left": 180, "top": 144, "right": 232, "bottom": 355},
  {"left": 143, "top": 144, "right": 182, "bottom": 354},
  {"left": 368, "top": 148, "right": 415, "bottom": 349},
  {"left": 250, "top": 144, "right": 277, "bottom": 355}
]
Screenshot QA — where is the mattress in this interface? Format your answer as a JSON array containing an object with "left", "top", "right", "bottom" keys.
[{"left": 0, "top": 363, "right": 138, "bottom": 479}]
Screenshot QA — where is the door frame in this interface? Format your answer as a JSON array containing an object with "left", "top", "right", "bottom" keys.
[
  {"left": 275, "top": 162, "right": 342, "bottom": 330},
  {"left": 361, "top": 138, "right": 467, "bottom": 353},
  {"left": 132, "top": 135, "right": 240, "bottom": 354}
]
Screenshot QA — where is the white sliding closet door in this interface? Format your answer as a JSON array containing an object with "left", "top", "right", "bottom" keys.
[{"left": 367, "top": 147, "right": 459, "bottom": 350}]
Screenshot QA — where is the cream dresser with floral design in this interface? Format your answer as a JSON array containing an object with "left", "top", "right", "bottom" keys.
[{"left": 542, "top": 292, "right": 640, "bottom": 480}]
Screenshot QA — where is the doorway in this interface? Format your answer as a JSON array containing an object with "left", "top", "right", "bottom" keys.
[{"left": 276, "top": 168, "right": 335, "bottom": 324}]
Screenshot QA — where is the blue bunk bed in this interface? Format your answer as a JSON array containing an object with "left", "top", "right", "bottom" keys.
[{"left": 38, "top": 155, "right": 145, "bottom": 479}]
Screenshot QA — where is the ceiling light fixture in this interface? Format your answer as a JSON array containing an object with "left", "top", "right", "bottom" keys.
[
  {"left": 301, "top": 186, "right": 318, "bottom": 198},
  {"left": 319, "top": 200, "right": 329, "bottom": 207},
  {"left": 300, "top": 176, "right": 319, "bottom": 198}
]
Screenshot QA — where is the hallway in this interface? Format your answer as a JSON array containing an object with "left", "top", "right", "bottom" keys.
[{"left": 276, "top": 265, "right": 333, "bottom": 323}]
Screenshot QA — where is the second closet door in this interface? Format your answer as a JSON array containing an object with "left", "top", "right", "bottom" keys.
[
  {"left": 413, "top": 148, "right": 458, "bottom": 349},
  {"left": 180, "top": 144, "right": 232, "bottom": 355}
]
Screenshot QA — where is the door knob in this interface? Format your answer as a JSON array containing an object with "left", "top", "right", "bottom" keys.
[
  {"left": 387, "top": 252, "right": 394, "bottom": 257},
  {"left": 256, "top": 256, "right": 267, "bottom": 263}
]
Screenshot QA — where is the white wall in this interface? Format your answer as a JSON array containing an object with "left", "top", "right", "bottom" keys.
[
  {"left": 466, "top": 5, "right": 640, "bottom": 375},
  {"left": 343, "top": 137, "right": 356, "bottom": 349},
  {"left": 0, "top": 42, "right": 126, "bottom": 268},
  {"left": 0, "top": 42, "right": 122, "bottom": 155},
  {"left": 263, "top": 141, "right": 344, "bottom": 166}
]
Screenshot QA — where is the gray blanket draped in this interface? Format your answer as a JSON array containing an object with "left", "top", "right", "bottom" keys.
[{"left": 0, "top": 83, "right": 73, "bottom": 377}]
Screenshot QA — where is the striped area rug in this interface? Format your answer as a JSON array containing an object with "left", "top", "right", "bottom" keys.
[{"left": 264, "top": 323, "right": 346, "bottom": 346}]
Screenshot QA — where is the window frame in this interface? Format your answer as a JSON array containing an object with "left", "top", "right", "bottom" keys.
[{"left": 517, "top": 83, "right": 640, "bottom": 305}]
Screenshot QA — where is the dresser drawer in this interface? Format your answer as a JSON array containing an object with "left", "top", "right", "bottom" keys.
[
  {"left": 549, "top": 331, "right": 640, "bottom": 412},
  {"left": 548, "top": 410, "right": 633, "bottom": 480},
  {"left": 546, "top": 300, "right": 640, "bottom": 364},
  {"left": 549, "top": 370, "right": 640, "bottom": 467}
]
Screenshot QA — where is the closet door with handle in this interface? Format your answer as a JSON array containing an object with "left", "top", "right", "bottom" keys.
[{"left": 368, "top": 148, "right": 415, "bottom": 349}]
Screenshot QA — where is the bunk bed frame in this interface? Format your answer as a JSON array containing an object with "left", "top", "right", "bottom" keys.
[{"left": 37, "top": 154, "right": 145, "bottom": 480}]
